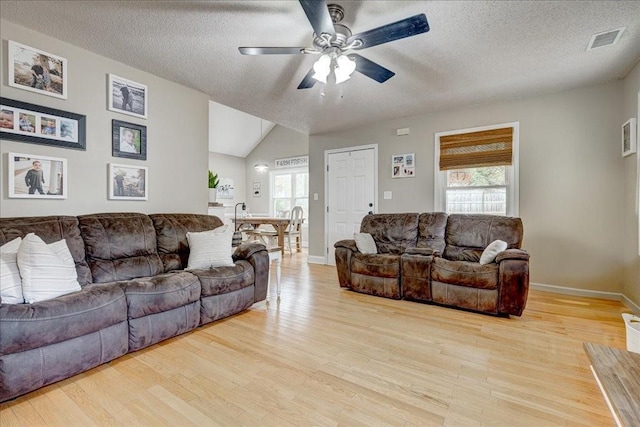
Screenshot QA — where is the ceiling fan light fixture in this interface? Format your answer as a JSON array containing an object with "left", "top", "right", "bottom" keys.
[
  {"left": 312, "top": 54, "right": 331, "bottom": 83},
  {"left": 335, "top": 54, "right": 356, "bottom": 84}
]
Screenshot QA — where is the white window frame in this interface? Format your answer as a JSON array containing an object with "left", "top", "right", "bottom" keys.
[
  {"left": 269, "top": 167, "right": 309, "bottom": 247},
  {"left": 434, "top": 122, "right": 519, "bottom": 216},
  {"left": 269, "top": 167, "right": 309, "bottom": 216}
]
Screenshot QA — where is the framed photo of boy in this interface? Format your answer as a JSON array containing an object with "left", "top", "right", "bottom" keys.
[
  {"left": 0, "top": 98, "right": 86, "bottom": 150},
  {"left": 8, "top": 41, "right": 67, "bottom": 99},
  {"left": 108, "top": 74, "right": 148, "bottom": 119},
  {"left": 7, "top": 152, "right": 67, "bottom": 199},
  {"left": 109, "top": 163, "right": 148, "bottom": 201},
  {"left": 112, "top": 120, "right": 147, "bottom": 160},
  {"left": 622, "top": 118, "right": 637, "bottom": 157}
]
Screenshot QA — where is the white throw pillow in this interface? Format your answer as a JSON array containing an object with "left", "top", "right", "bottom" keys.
[
  {"left": 354, "top": 233, "right": 377, "bottom": 255},
  {"left": 17, "top": 233, "right": 81, "bottom": 304},
  {"left": 479, "top": 240, "right": 508, "bottom": 265},
  {"left": 186, "top": 225, "right": 235, "bottom": 269},
  {"left": 1, "top": 237, "right": 24, "bottom": 304}
]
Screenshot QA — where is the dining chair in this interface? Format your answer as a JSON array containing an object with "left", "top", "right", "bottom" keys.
[{"left": 284, "top": 206, "right": 303, "bottom": 254}]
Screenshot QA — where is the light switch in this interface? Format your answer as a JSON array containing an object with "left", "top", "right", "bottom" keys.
[
  {"left": 384, "top": 191, "right": 392, "bottom": 200},
  {"left": 313, "top": 193, "right": 318, "bottom": 201}
]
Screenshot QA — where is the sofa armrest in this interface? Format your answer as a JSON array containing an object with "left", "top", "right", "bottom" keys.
[
  {"left": 233, "top": 242, "right": 269, "bottom": 302},
  {"left": 232, "top": 242, "right": 267, "bottom": 261},
  {"left": 334, "top": 239, "right": 358, "bottom": 252},
  {"left": 404, "top": 247, "right": 438, "bottom": 256},
  {"left": 496, "top": 249, "right": 529, "bottom": 263},
  {"left": 498, "top": 257, "right": 529, "bottom": 316}
]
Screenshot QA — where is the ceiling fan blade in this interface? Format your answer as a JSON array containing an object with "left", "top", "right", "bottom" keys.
[
  {"left": 239, "top": 47, "right": 307, "bottom": 55},
  {"left": 350, "top": 54, "right": 395, "bottom": 83},
  {"left": 297, "top": 67, "right": 317, "bottom": 89},
  {"left": 347, "top": 14, "right": 429, "bottom": 50},
  {"left": 299, "top": 0, "right": 336, "bottom": 38}
]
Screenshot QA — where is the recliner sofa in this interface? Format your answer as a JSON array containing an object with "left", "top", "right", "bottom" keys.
[
  {"left": 0, "top": 212, "right": 268, "bottom": 402},
  {"left": 334, "top": 213, "right": 529, "bottom": 317}
]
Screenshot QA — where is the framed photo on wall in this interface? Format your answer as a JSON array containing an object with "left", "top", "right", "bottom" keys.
[
  {"left": 7, "top": 152, "right": 67, "bottom": 199},
  {"left": 108, "top": 74, "right": 148, "bottom": 119},
  {"left": 391, "top": 153, "right": 415, "bottom": 178},
  {"left": 0, "top": 98, "right": 86, "bottom": 150},
  {"left": 622, "top": 117, "right": 637, "bottom": 157},
  {"left": 112, "top": 120, "right": 147, "bottom": 160},
  {"left": 7, "top": 41, "right": 68, "bottom": 99},
  {"left": 109, "top": 163, "right": 148, "bottom": 201}
]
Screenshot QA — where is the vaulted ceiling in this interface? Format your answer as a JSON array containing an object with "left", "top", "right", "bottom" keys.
[{"left": 2, "top": 1, "right": 639, "bottom": 137}]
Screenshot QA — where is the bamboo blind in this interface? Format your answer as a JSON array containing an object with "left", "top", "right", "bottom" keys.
[{"left": 439, "top": 127, "right": 513, "bottom": 170}]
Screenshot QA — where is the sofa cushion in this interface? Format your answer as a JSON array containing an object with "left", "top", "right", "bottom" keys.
[
  {"left": 189, "top": 260, "right": 255, "bottom": 297},
  {"left": 78, "top": 213, "right": 163, "bottom": 283},
  {"left": 0, "top": 283, "right": 127, "bottom": 355},
  {"left": 416, "top": 212, "right": 447, "bottom": 254},
  {"left": 431, "top": 257, "right": 499, "bottom": 290},
  {"left": 150, "top": 213, "right": 224, "bottom": 271},
  {"left": 18, "top": 234, "right": 82, "bottom": 303},
  {"left": 351, "top": 253, "right": 400, "bottom": 278},
  {"left": 443, "top": 214, "right": 523, "bottom": 262},
  {"left": 1, "top": 237, "right": 23, "bottom": 304},
  {"left": 121, "top": 271, "right": 201, "bottom": 319},
  {"left": 0, "top": 216, "right": 92, "bottom": 286},
  {"left": 480, "top": 240, "right": 508, "bottom": 265},
  {"left": 186, "top": 225, "right": 235, "bottom": 269},
  {"left": 354, "top": 232, "right": 377, "bottom": 254},
  {"left": 360, "top": 213, "right": 419, "bottom": 254}
]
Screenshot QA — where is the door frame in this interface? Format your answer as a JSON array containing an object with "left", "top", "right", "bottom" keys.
[{"left": 323, "top": 144, "right": 378, "bottom": 264}]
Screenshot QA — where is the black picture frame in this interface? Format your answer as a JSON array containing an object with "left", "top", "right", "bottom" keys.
[
  {"left": 112, "top": 119, "right": 147, "bottom": 160},
  {"left": 0, "top": 97, "right": 86, "bottom": 150}
]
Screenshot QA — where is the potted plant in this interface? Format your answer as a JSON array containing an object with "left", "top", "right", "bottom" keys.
[{"left": 208, "top": 171, "right": 219, "bottom": 203}]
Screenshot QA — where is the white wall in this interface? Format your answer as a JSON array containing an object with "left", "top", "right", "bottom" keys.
[
  {"left": 208, "top": 151, "right": 246, "bottom": 207},
  {"left": 310, "top": 80, "right": 627, "bottom": 297},
  {"left": 1, "top": 20, "right": 210, "bottom": 217},
  {"left": 622, "top": 60, "right": 640, "bottom": 307}
]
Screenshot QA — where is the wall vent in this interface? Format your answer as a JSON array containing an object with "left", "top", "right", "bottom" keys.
[{"left": 587, "top": 27, "right": 625, "bottom": 50}]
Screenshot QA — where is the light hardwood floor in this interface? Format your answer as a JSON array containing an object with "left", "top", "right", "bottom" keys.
[{"left": 0, "top": 252, "right": 630, "bottom": 426}]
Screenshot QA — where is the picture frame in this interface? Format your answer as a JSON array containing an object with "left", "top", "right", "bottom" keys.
[
  {"left": 0, "top": 97, "right": 86, "bottom": 150},
  {"left": 112, "top": 120, "right": 147, "bottom": 160},
  {"left": 108, "top": 163, "right": 148, "bottom": 201},
  {"left": 253, "top": 182, "right": 261, "bottom": 197},
  {"left": 622, "top": 117, "right": 637, "bottom": 157},
  {"left": 7, "top": 41, "right": 68, "bottom": 99},
  {"left": 108, "top": 74, "right": 148, "bottom": 119},
  {"left": 391, "top": 153, "right": 415, "bottom": 178},
  {"left": 7, "top": 152, "right": 67, "bottom": 199},
  {"left": 217, "top": 177, "right": 234, "bottom": 200}
]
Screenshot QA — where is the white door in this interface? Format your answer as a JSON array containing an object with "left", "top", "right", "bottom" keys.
[{"left": 326, "top": 147, "right": 376, "bottom": 265}]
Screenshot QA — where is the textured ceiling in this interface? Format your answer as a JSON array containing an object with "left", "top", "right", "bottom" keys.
[{"left": 2, "top": 0, "right": 640, "bottom": 137}]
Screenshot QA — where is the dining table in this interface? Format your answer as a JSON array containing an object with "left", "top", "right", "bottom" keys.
[{"left": 232, "top": 217, "right": 302, "bottom": 255}]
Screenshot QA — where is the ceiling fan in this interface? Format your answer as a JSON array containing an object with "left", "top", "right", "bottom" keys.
[{"left": 238, "top": 1, "right": 429, "bottom": 89}]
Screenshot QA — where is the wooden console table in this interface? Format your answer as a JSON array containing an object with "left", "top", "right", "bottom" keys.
[{"left": 583, "top": 342, "right": 640, "bottom": 427}]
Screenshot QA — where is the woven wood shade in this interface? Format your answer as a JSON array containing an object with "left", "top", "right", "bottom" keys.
[{"left": 439, "top": 127, "right": 513, "bottom": 170}]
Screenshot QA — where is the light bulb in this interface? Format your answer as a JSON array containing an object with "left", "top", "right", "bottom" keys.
[
  {"left": 335, "top": 55, "right": 356, "bottom": 84},
  {"left": 312, "top": 54, "right": 331, "bottom": 84}
]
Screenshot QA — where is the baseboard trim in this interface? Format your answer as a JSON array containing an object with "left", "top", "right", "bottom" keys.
[
  {"left": 621, "top": 293, "right": 640, "bottom": 314},
  {"left": 307, "top": 255, "right": 326, "bottom": 265},
  {"left": 531, "top": 282, "right": 640, "bottom": 314}
]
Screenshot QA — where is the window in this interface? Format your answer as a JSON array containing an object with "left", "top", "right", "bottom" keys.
[
  {"left": 434, "top": 123, "right": 519, "bottom": 216},
  {"left": 271, "top": 169, "right": 308, "bottom": 219}
]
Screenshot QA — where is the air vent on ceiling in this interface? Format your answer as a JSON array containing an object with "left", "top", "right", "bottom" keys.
[{"left": 587, "top": 27, "right": 625, "bottom": 51}]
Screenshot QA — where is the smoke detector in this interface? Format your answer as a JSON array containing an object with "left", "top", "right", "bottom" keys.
[{"left": 587, "top": 27, "right": 625, "bottom": 51}]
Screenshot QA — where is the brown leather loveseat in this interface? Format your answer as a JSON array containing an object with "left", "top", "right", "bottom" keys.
[
  {"left": 0, "top": 212, "right": 268, "bottom": 402},
  {"left": 334, "top": 213, "right": 529, "bottom": 317}
]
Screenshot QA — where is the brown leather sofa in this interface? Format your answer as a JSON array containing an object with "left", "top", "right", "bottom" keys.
[
  {"left": 0, "top": 213, "right": 268, "bottom": 402},
  {"left": 334, "top": 213, "right": 529, "bottom": 317}
]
